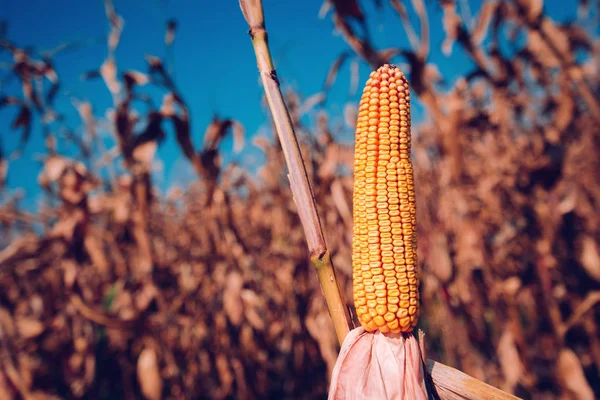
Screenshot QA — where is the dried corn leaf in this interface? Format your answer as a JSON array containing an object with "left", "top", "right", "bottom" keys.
[
  {"left": 137, "top": 348, "right": 163, "bottom": 400},
  {"left": 100, "top": 57, "right": 121, "bottom": 95},
  {"left": 223, "top": 271, "right": 244, "bottom": 326},
  {"left": 16, "top": 317, "right": 44, "bottom": 339},
  {"left": 497, "top": 329, "right": 523, "bottom": 392},
  {"left": 556, "top": 349, "right": 594, "bottom": 400},
  {"left": 579, "top": 236, "right": 600, "bottom": 282}
]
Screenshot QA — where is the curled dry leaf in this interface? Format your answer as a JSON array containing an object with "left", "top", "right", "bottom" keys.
[
  {"left": 16, "top": 317, "right": 44, "bottom": 339},
  {"left": 554, "top": 92, "right": 575, "bottom": 132},
  {"left": 528, "top": 19, "right": 570, "bottom": 68},
  {"left": 100, "top": 57, "right": 121, "bottom": 95},
  {"left": 132, "top": 140, "right": 158, "bottom": 168},
  {"left": 472, "top": 0, "right": 499, "bottom": 46},
  {"left": 519, "top": 0, "right": 544, "bottom": 23},
  {"left": 215, "top": 354, "right": 233, "bottom": 398},
  {"left": 104, "top": 0, "right": 124, "bottom": 52},
  {"left": 137, "top": 348, "right": 163, "bottom": 400},
  {"left": 232, "top": 121, "right": 245, "bottom": 153},
  {"left": 84, "top": 231, "right": 109, "bottom": 274},
  {"left": 39, "top": 155, "right": 69, "bottom": 184},
  {"left": 123, "top": 70, "right": 149, "bottom": 91},
  {"left": 318, "top": 0, "right": 333, "bottom": 19},
  {"left": 343, "top": 103, "right": 357, "bottom": 128},
  {"left": 497, "top": 329, "right": 523, "bottom": 392},
  {"left": 0, "top": 371, "right": 15, "bottom": 400},
  {"left": 297, "top": 92, "right": 325, "bottom": 117},
  {"left": 305, "top": 306, "right": 338, "bottom": 379},
  {"left": 441, "top": 0, "right": 460, "bottom": 56},
  {"left": 224, "top": 271, "right": 244, "bottom": 326},
  {"left": 135, "top": 284, "right": 158, "bottom": 312},
  {"left": 428, "top": 232, "right": 453, "bottom": 284},
  {"left": 241, "top": 290, "right": 265, "bottom": 331},
  {"left": 556, "top": 349, "right": 595, "bottom": 400},
  {"left": 329, "top": 0, "right": 365, "bottom": 22},
  {"left": 500, "top": 277, "right": 522, "bottom": 298},
  {"left": 203, "top": 117, "right": 245, "bottom": 154},
  {"left": 579, "top": 236, "right": 600, "bottom": 282},
  {"left": 72, "top": 99, "right": 94, "bottom": 135}
]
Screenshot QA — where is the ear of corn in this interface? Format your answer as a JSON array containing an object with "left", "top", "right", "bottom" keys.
[{"left": 352, "top": 64, "right": 419, "bottom": 334}]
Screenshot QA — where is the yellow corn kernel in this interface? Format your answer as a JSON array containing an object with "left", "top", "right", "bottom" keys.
[{"left": 352, "top": 64, "right": 419, "bottom": 334}]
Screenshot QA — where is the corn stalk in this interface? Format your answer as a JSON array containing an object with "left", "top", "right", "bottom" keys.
[{"left": 238, "top": 0, "right": 352, "bottom": 345}]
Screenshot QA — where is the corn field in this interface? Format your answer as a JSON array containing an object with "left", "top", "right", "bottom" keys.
[{"left": 0, "top": 0, "right": 599, "bottom": 399}]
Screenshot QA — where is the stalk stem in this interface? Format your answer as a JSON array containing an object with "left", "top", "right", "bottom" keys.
[{"left": 239, "top": 0, "right": 351, "bottom": 345}]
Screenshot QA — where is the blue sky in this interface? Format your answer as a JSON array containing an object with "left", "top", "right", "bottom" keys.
[{"left": 0, "top": 0, "right": 582, "bottom": 211}]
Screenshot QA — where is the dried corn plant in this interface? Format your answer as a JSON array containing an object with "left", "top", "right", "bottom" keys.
[{"left": 0, "top": 0, "right": 598, "bottom": 399}]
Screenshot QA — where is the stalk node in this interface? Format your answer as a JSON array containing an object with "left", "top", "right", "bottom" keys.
[{"left": 269, "top": 70, "right": 279, "bottom": 84}]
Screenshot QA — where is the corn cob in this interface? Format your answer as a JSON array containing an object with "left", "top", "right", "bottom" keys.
[{"left": 352, "top": 64, "right": 419, "bottom": 333}]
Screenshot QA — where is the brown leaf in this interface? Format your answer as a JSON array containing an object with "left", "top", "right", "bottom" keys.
[
  {"left": 305, "top": 306, "right": 338, "bottom": 379},
  {"left": 135, "top": 284, "right": 158, "bottom": 312},
  {"left": 497, "top": 329, "right": 523, "bottom": 392},
  {"left": 472, "top": 0, "right": 499, "bottom": 46},
  {"left": 172, "top": 112, "right": 195, "bottom": 162},
  {"left": 519, "top": 0, "right": 543, "bottom": 22},
  {"left": 580, "top": 236, "right": 600, "bottom": 282},
  {"left": 159, "top": 92, "right": 175, "bottom": 117},
  {"left": 137, "top": 348, "right": 163, "bottom": 400},
  {"left": 554, "top": 91, "right": 575, "bottom": 131},
  {"left": 84, "top": 231, "right": 109, "bottom": 274},
  {"left": 232, "top": 121, "right": 245, "bottom": 153},
  {"left": 390, "top": 0, "right": 420, "bottom": 52},
  {"left": 343, "top": 103, "right": 357, "bottom": 129},
  {"left": 132, "top": 140, "right": 158, "bottom": 168},
  {"left": 318, "top": 0, "right": 332, "bottom": 19},
  {"left": 410, "top": 0, "right": 429, "bottom": 58},
  {"left": 528, "top": 19, "right": 570, "bottom": 67},
  {"left": 104, "top": 0, "right": 123, "bottom": 52},
  {"left": 16, "top": 317, "right": 45, "bottom": 339},
  {"left": 62, "top": 260, "right": 78, "bottom": 289},
  {"left": 223, "top": 271, "right": 244, "bottom": 326},
  {"left": 324, "top": 53, "right": 349, "bottom": 90},
  {"left": 330, "top": 179, "right": 352, "bottom": 227},
  {"left": 0, "top": 371, "right": 15, "bottom": 400},
  {"left": 441, "top": 0, "right": 461, "bottom": 56},
  {"left": 100, "top": 57, "right": 120, "bottom": 95},
  {"left": 330, "top": 0, "right": 364, "bottom": 22},
  {"left": 297, "top": 92, "right": 325, "bottom": 117},
  {"left": 424, "top": 63, "right": 443, "bottom": 86},
  {"left": 203, "top": 117, "right": 244, "bottom": 154},
  {"left": 251, "top": 136, "right": 270, "bottom": 153},
  {"left": 241, "top": 290, "right": 265, "bottom": 331},
  {"left": 428, "top": 233, "right": 453, "bottom": 284},
  {"left": 123, "top": 70, "right": 149, "bottom": 91},
  {"left": 500, "top": 277, "right": 522, "bottom": 298},
  {"left": 39, "top": 155, "right": 68, "bottom": 184},
  {"left": 9, "top": 105, "right": 32, "bottom": 153},
  {"left": 556, "top": 348, "right": 594, "bottom": 400},
  {"left": 215, "top": 354, "right": 233, "bottom": 397}
]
